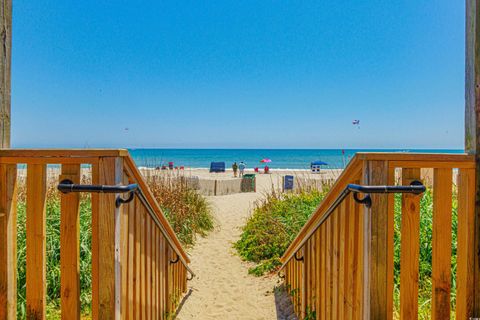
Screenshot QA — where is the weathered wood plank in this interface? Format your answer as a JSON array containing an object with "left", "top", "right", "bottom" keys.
[
  {"left": 399, "top": 168, "right": 421, "bottom": 320},
  {"left": 431, "top": 168, "right": 453, "bottom": 320},
  {"left": 456, "top": 168, "right": 476, "bottom": 319},
  {"left": 465, "top": 0, "right": 480, "bottom": 314},
  {"left": 0, "top": 0, "right": 11, "bottom": 149},
  {"left": 26, "top": 164, "right": 47, "bottom": 319},
  {"left": 0, "top": 164, "right": 17, "bottom": 319},
  {"left": 59, "top": 164, "right": 81, "bottom": 320}
]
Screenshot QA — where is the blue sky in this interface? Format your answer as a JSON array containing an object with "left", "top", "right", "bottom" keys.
[{"left": 12, "top": 1, "right": 464, "bottom": 149}]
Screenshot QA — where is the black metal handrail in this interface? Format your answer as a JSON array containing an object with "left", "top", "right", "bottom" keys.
[
  {"left": 58, "top": 179, "right": 138, "bottom": 194},
  {"left": 347, "top": 181, "right": 425, "bottom": 195},
  {"left": 280, "top": 181, "right": 425, "bottom": 271},
  {"left": 58, "top": 179, "right": 138, "bottom": 208}
]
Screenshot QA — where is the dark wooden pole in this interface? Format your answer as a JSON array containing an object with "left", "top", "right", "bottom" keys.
[
  {"left": 0, "top": 0, "right": 11, "bottom": 148},
  {"left": 466, "top": 0, "right": 480, "bottom": 316}
]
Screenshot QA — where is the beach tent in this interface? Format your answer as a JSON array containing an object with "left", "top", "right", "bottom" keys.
[
  {"left": 311, "top": 160, "right": 328, "bottom": 173},
  {"left": 210, "top": 162, "right": 226, "bottom": 173}
]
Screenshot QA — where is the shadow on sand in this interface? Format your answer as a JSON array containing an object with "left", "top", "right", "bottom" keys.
[{"left": 274, "top": 284, "right": 298, "bottom": 320}]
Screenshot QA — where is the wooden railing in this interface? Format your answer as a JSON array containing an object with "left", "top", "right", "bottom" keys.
[
  {"left": 280, "top": 153, "right": 476, "bottom": 319},
  {"left": 0, "top": 149, "right": 191, "bottom": 319}
]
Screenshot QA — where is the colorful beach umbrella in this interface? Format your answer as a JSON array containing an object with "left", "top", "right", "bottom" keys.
[{"left": 260, "top": 158, "right": 272, "bottom": 163}]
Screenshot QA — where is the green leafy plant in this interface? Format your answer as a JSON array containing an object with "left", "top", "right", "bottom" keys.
[{"left": 235, "top": 185, "right": 330, "bottom": 276}]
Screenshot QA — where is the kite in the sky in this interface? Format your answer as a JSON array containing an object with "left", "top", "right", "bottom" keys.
[{"left": 352, "top": 120, "right": 360, "bottom": 129}]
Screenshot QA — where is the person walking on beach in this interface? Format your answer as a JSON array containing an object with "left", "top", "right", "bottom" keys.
[
  {"left": 239, "top": 161, "right": 246, "bottom": 177},
  {"left": 232, "top": 162, "right": 238, "bottom": 177}
]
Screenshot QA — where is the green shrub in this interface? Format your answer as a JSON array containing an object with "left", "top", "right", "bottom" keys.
[{"left": 235, "top": 188, "right": 329, "bottom": 275}]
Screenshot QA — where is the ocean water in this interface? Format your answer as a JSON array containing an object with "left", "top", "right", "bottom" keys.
[{"left": 129, "top": 149, "right": 464, "bottom": 170}]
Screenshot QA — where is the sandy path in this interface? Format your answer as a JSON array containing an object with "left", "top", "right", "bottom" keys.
[{"left": 176, "top": 191, "right": 285, "bottom": 319}]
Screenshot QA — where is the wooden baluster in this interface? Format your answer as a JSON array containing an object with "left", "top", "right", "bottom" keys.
[
  {"left": 59, "top": 164, "right": 81, "bottom": 320},
  {"left": 166, "top": 246, "right": 171, "bottom": 316},
  {"left": 362, "top": 160, "right": 390, "bottom": 320},
  {"left": 91, "top": 157, "right": 124, "bottom": 319},
  {"left": 146, "top": 216, "right": 152, "bottom": 319},
  {"left": 386, "top": 167, "right": 395, "bottom": 320},
  {"left": 0, "top": 164, "right": 17, "bottom": 320},
  {"left": 339, "top": 199, "right": 347, "bottom": 320},
  {"left": 320, "top": 223, "right": 326, "bottom": 320},
  {"left": 353, "top": 194, "right": 363, "bottom": 319},
  {"left": 159, "top": 233, "right": 165, "bottom": 319},
  {"left": 345, "top": 195, "right": 356, "bottom": 319},
  {"left": 152, "top": 226, "right": 157, "bottom": 320},
  {"left": 399, "top": 168, "right": 421, "bottom": 320},
  {"left": 310, "top": 234, "right": 316, "bottom": 314},
  {"left": 120, "top": 175, "right": 129, "bottom": 320},
  {"left": 332, "top": 209, "right": 339, "bottom": 319},
  {"left": 127, "top": 196, "right": 135, "bottom": 320},
  {"left": 315, "top": 230, "right": 321, "bottom": 315},
  {"left": 26, "top": 164, "right": 47, "bottom": 320},
  {"left": 456, "top": 168, "right": 475, "bottom": 319},
  {"left": 326, "top": 217, "right": 332, "bottom": 319},
  {"left": 141, "top": 205, "right": 146, "bottom": 319},
  {"left": 431, "top": 168, "right": 453, "bottom": 320},
  {"left": 301, "top": 246, "right": 307, "bottom": 318},
  {"left": 134, "top": 199, "right": 141, "bottom": 320}
]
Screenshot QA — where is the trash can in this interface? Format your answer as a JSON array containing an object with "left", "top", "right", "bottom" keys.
[
  {"left": 241, "top": 174, "right": 256, "bottom": 192},
  {"left": 283, "top": 175, "right": 294, "bottom": 192}
]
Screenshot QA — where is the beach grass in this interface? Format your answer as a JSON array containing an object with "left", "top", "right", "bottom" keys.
[{"left": 143, "top": 170, "right": 214, "bottom": 246}]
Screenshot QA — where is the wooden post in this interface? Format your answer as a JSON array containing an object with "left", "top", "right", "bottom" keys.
[
  {"left": 465, "top": 0, "right": 480, "bottom": 316},
  {"left": 0, "top": 164, "right": 16, "bottom": 319},
  {"left": 60, "top": 164, "right": 81, "bottom": 320},
  {"left": 362, "top": 160, "right": 390, "bottom": 320},
  {"left": 91, "top": 157, "right": 124, "bottom": 319},
  {"left": 26, "top": 164, "right": 47, "bottom": 319},
  {"left": 0, "top": 0, "right": 11, "bottom": 148}
]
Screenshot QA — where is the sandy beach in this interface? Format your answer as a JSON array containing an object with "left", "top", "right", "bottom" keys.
[{"left": 174, "top": 169, "right": 337, "bottom": 319}]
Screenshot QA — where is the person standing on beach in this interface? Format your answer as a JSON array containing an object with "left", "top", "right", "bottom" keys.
[
  {"left": 239, "top": 161, "right": 246, "bottom": 177},
  {"left": 232, "top": 162, "right": 238, "bottom": 177}
]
